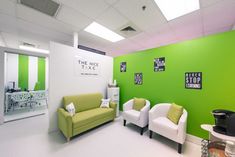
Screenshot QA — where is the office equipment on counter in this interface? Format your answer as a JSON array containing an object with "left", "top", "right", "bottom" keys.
[{"left": 212, "top": 109, "right": 235, "bottom": 137}]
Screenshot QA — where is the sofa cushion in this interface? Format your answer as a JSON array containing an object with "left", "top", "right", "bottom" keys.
[
  {"left": 133, "top": 98, "right": 146, "bottom": 111},
  {"left": 123, "top": 109, "right": 140, "bottom": 122},
  {"left": 72, "top": 108, "right": 114, "bottom": 128},
  {"left": 167, "top": 103, "right": 183, "bottom": 124},
  {"left": 153, "top": 117, "right": 178, "bottom": 136},
  {"left": 63, "top": 93, "right": 103, "bottom": 113}
]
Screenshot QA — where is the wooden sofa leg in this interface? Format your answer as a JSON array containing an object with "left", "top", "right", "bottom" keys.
[
  {"left": 140, "top": 127, "right": 144, "bottom": 135},
  {"left": 123, "top": 120, "right": 126, "bottom": 126},
  {"left": 149, "top": 130, "right": 153, "bottom": 139},
  {"left": 178, "top": 143, "right": 182, "bottom": 154},
  {"left": 67, "top": 137, "right": 70, "bottom": 142}
]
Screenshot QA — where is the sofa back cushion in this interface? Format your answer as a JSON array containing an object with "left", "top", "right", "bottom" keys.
[{"left": 63, "top": 93, "right": 103, "bottom": 113}]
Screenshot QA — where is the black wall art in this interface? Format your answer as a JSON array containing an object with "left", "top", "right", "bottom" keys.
[
  {"left": 134, "top": 73, "right": 143, "bottom": 85},
  {"left": 120, "top": 62, "right": 127, "bottom": 72},
  {"left": 185, "top": 72, "right": 202, "bottom": 89},
  {"left": 154, "top": 57, "right": 165, "bottom": 72}
]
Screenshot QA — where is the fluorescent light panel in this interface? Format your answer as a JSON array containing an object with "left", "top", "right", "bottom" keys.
[
  {"left": 84, "top": 22, "right": 125, "bottom": 42},
  {"left": 19, "top": 45, "right": 49, "bottom": 54},
  {"left": 154, "top": 0, "right": 200, "bottom": 21}
]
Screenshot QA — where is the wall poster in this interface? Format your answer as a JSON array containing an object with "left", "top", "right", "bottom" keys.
[
  {"left": 120, "top": 62, "right": 127, "bottom": 72},
  {"left": 154, "top": 57, "right": 165, "bottom": 72},
  {"left": 185, "top": 72, "right": 202, "bottom": 89},
  {"left": 134, "top": 73, "right": 143, "bottom": 85}
]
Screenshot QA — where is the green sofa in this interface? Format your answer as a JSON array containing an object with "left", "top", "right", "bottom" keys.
[{"left": 57, "top": 93, "right": 116, "bottom": 141}]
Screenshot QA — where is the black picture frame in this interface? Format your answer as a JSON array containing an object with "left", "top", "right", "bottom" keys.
[
  {"left": 185, "top": 72, "right": 202, "bottom": 89},
  {"left": 154, "top": 57, "right": 165, "bottom": 72},
  {"left": 134, "top": 73, "right": 143, "bottom": 85},
  {"left": 120, "top": 62, "right": 127, "bottom": 72}
]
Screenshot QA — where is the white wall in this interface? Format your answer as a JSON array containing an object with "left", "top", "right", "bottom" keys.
[
  {"left": 5, "top": 53, "right": 18, "bottom": 88},
  {"left": 48, "top": 42, "right": 113, "bottom": 132},
  {"left": 0, "top": 50, "right": 4, "bottom": 124}
]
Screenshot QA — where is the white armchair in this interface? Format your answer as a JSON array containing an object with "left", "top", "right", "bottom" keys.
[
  {"left": 122, "top": 99, "right": 150, "bottom": 135},
  {"left": 149, "top": 103, "right": 188, "bottom": 154}
]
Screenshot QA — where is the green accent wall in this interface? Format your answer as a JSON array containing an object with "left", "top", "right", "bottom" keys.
[
  {"left": 38, "top": 57, "right": 46, "bottom": 90},
  {"left": 114, "top": 30, "right": 235, "bottom": 138},
  {"left": 18, "top": 54, "right": 29, "bottom": 91}
]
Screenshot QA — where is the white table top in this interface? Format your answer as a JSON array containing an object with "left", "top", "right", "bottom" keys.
[{"left": 201, "top": 124, "right": 235, "bottom": 142}]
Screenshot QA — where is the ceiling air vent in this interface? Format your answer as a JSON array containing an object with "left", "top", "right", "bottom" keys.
[
  {"left": 121, "top": 26, "right": 136, "bottom": 32},
  {"left": 118, "top": 23, "right": 141, "bottom": 38},
  {"left": 19, "top": 0, "right": 60, "bottom": 17}
]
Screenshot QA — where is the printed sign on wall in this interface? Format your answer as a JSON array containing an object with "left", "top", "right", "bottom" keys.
[
  {"left": 120, "top": 62, "right": 127, "bottom": 72},
  {"left": 185, "top": 72, "right": 202, "bottom": 89},
  {"left": 74, "top": 56, "right": 100, "bottom": 76},
  {"left": 134, "top": 73, "right": 143, "bottom": 85},
  {"left": 154, "top": 57, "right": 165, "bottom": 72}
]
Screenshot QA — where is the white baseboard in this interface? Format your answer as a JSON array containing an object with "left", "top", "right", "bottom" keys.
[{"left": 186, "top": 134, "right": 203, "bottom": 145}]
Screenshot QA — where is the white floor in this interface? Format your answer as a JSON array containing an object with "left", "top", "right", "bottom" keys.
[{"left": 0, "top": 113, "right": 201, "bottom": 157}]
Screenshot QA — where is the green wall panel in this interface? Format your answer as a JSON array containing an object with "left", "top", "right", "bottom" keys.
[
  {"left": 18, "top": 54, "right": 29, "bottom": 91},
  {"left": 114, "top": 30, "right": 235, "bottom": 138},
  {"left": 38, "top": 57, "right": 46, "bottom": 90}
]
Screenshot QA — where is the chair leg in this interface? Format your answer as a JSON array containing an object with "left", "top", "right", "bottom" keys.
[
  {"left": 178, "top": 143, "right": 182, "bottom": 154},
  {"left": 123, "top": 120, "right": 126, "bottom": 126},
  {"left": 140, "top": 127, "right": 144, "bottom": 135},
  {"left": 67, "top": 137, "right": 70, "bottom": 142},
  {"left": 149, "top": 130, "right": 153, "bottom": 139}
]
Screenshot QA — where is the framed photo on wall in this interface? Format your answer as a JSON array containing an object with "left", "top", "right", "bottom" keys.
[
  {"left": 134, "top": 73, "right": 143, "bottom": 85},
  {"left": 120, "top": 62, "right": 127, "bottom": 72},
  {"left": 185, "top": 72, "right": 202, "bottom": 89},
  {"left": 154, "top": 57, "right": 165, "bottom": 72}
]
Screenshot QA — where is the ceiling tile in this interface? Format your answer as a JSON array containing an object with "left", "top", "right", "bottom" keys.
[
  {"left": 169, "top": 11, "right": 203, "bottom": 40},
  {"left": 200, "top": 0, "right": 223, "bottom": 8},
  {"left": 1, "top": 32, "right": 19, "bottom": 48},
  {"left": 58, "top": 0, "right": 109, "bottom": 19},
  {"left": 204, "top": 25, "right": 232, "bottom": 36},
  {"left": 0, "top": 0, "right": 16, "bottom": 16},
  {"left": 96, "top": 7, "right": 129, "bottom": 31},
  {"left": 146, "top": 24, "right": 178, "bottom": 47},
  {"left": 114, "top": 0, "right": 167, "bottom": 31},
  {"left": 203, "top": 1, "right": 235, "bottom": 32},
  {"left": 0, "top": 13, "right": 18, "bottom": 34},
  {"left": 104, "top": 0, "right": 119, "bottom": 5},
  {"left": 56, "top": 5, "right": 92, "bottom": 30},
  {"left": 16, "top": 4, "right": 75, "bottom": 35}
]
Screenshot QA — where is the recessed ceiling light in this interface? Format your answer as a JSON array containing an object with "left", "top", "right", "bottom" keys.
[
  {"left": 154, "top": 0, "right": 200, "bottom": 21},
  {"left": 84, "top": 22, "right": 125, "bottom": 42},
  {"left": 19, "top": 45, "right": 49, "bottom": 54}
]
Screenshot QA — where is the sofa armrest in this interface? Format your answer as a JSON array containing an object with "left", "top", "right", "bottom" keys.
[
  {"left": 57, "top": 108, "right": 73, "bottom": 139},
  {"left": 110, "top": 102, "right": 117, "bottom": 115}
]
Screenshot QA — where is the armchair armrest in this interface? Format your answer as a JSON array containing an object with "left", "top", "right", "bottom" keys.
[
  {"left": 110, "top": 101, "right": 117, "bottom": 115},
  {"left": 123, "top": 99, "right": 134, "bottom": 111},
  {"left": 178, "top": 110, "right": 188, "bottom": 144},
  {"left": 149, "top": 103, "right": 171, "bottom": 121},
  {"left": 139, "top": 100, "right": 151, "bottom": 127},
  {"left": 57, "top": 108, "right": 73, "bottom": 139}
]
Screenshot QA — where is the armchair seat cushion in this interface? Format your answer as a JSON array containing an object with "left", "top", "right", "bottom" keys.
[
  {"left": 153, "top": 117, "right": 178, "bottom": 136},
  {"left": 72, "top": 108, "right": 114, "bottom": 128},
  {"left": 123, "top": 109, "right": 140, "bottom": 122}
]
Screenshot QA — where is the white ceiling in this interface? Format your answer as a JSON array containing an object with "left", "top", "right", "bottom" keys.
[{"left": 0, "top": 0, "right": 235, "bottom": 56}]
